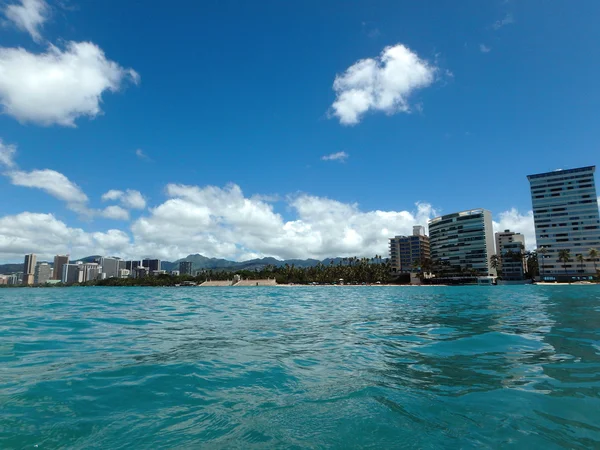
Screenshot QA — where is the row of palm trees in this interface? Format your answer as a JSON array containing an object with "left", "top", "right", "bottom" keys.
[
  {"left": 488, "top": 247, "right": 598, "bottom": 279},
  {"left": 534, "top": 247, "right": 598, "bottom": 277}
]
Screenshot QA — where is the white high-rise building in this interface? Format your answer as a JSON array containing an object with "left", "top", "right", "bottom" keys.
[
  {"left": 428, "top": 208, "right": 496, "bottom": 277},
  {"left": 528, "top": 166, "right": 600, "bottom": 280}
]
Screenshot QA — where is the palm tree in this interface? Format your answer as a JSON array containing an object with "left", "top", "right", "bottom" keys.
[
  {"left": 576, "top": 254, "right": 585, "bottom": 274},
  {"left": 588, "top": 248, "right": 598, "bottom": 274},
  {"left": 558, "top": 249, "right": 571, "bottom": 277},
  {"left": 538, "top": 247, "right": 548, "bottom": 278},
  {"left": 490, "top": 254, "right": 500, "bottom": 274}
]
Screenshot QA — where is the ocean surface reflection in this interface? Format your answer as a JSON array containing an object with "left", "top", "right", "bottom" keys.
[{"left": 1, "top": 286, "right": 599, "bottom": 449}]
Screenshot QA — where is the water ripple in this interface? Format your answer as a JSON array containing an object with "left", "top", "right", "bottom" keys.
[{"left": 1, "top": 285, "right": 600, "bottom": 448}]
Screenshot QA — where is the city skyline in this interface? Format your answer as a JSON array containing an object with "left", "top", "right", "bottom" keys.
[{"left": 1, "top": 1, "right": 600, "bottom": 263}]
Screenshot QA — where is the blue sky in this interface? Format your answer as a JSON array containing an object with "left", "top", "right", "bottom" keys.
[{"left": 0, "top": 0, "right": 599, "bottom": 262}]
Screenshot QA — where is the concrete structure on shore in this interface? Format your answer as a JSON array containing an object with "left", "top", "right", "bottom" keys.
[
  {"left": 199, "top": 278, "right": 277, "bottom": 286},
  {"left": 389, "top": 225, "right": 430, "bottom": 273},
  {"left": 528, "top": 166, "right": 600, "bottom": 281},
  {"left": 428, "top": 209, "right": 496, "bottom": 277}
]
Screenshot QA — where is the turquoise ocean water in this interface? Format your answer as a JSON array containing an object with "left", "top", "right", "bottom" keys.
[{"left": 1, "top": 286, "right": 600, "bottom": 449}]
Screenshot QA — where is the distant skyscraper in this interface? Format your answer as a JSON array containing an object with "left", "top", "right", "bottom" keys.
[
  {"left": 428, "top": 209, "right": 496, "bottom": 277},
  {"left": 53, "top": 255, "right": 69, "bottom": 280},
  {"left": 22, "top": 254, "right": 37, "bottom": 285},
  {"left": 98, "top": 257, "right": 122, "bottom": 279},
  {"left": 179, "top": 261, "right": 193, "bottom": 276},
  {"left": 62, "top": 263, "right": 83, "bottom": 284},
  {"left": 528, "top": 166, "right": 600, "bottom": 280},
  {"left": 143, "top": 259, "right": 161, "bottom": 272},
  {"left": 34, "top": 263, "right": 53, "bottom": 285}
]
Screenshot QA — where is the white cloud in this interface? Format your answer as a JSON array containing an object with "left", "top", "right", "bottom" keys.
[
  {"left": 330, "top": 44, "right": 437, "bottom": 125},
  {"left": 0, "top": 139, "right": 17, "bottom": 168},
  {"left": 100, "top": 205, "right": 129, "bottom": 221},
  {"left": 493, "top": 208, "right": 536, "bottom": 250},
  {"left": 135, "top": 148, "right": 150, "bottom": 160},
  {"left": 128, "top": 183, "right": 438, "bottom": 261},
  {"left": 0, "top": 181, "right": 545, "bottom": 264},
  {"left": 0, "top": 41, "right": 139, "bottom": 126},
  {"left": 7, "top": 168, "right": 88, "bottom": 205},
  {"left": 0, "top": 212, "right": 132, "bottom": 262},
  {"left": 4, "top": 0, "right": 49, "bottom": 42},
  {"left": 479, "top": 44, "right": 491, "bottom": 53},
  {"left": 101, "top": 189, "right": 146, "bottom": 210},
  {"left": 492, "top": 13, "right": 514, "bottom": 30},
  {"left": 321, "top": 151, "right": 349, "bottom": 162}
]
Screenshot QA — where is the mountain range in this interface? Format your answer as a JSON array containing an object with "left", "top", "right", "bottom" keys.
[{"left": 0, "top": 254, "right": 352, "bottom": 275}]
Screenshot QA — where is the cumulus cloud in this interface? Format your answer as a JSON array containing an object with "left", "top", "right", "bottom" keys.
[
  {"left": 0, "top": 139, "right": 17, "bottom": 168},
  {"left": 128, "top": 183, "right": 438, "bottom": 261},
  {"left": 0, "top": 180, "right": 543, "bottom": 264},
  {"left": 493, "top": 208, "right": 536, "bottom": 250},
  {"left": 479, "top": 44, "right": 491, "bottom": 53},
  {"left": 330, "top": 44, "right": 437, "bottom": 125},
  {"left": 321, "top": 151, "right": 349, "bottom": 162},
  {"left": 0, "top": 41, "right": 139, "bottom": 126},
  {"left": 100, "top": 205, "right": 130, "bottom": 221},
  {"left": 101, "top": 189, "right": 146, "bottom": 209},
  {"left": 0, "top": 212, "right": 132, "bottom": 261},
  {"left": 4, "top": 0, "right": 49, "bottom": 42}
]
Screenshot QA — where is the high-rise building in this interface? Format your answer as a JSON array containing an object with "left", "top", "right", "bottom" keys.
[
  {"left": 179, "top": 261, "right": 193, "bottom": 276},
  {"left": 62, "top": 263, "right": 83, "bottom": 284},
  {"left": 22, "top": 254, "right": 37, "bottom": 285},
  {"left": 495, "top": 230, "right": 526, "bottom": 280},
  {"left": 53, "top": 255, "right": 69, "bottom": 280},
  {"left": 143, "top": 259, "right": 161, "bottom": 272},
  {"left": 528, "top": 166, "right": 600, "bottom": 280},
  {"left": 428, "top": 209, "right": 496, "bottom": 277},
  {"left": 389, "top": 226, "right": 430, "bottom": 273},
  {"left": 125, "top": 260, "right": 141, "bottom": 271},
  {"left": 34, "top": 263, "right": 53, "bottom": 285},
  {"left": 98, "top": 257, "right": 122, "bottom": 279},
  {"left": 62, "top": 262, "right": 102, "bottom": 283}
]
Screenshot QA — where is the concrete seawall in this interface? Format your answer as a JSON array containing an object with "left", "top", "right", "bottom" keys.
[{"left": 199, "top": 279, "right": 277, "bottom": 287}]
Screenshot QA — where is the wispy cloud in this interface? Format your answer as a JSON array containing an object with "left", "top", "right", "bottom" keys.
[
  {"left": 492, "top": 13, "right": 514, "bottom": 30},
  {"left": 330, "top": 44, "right": 438, "bottom": 125},
  {"left": 479, "top": 44, "right": 491, "bottom": 53},
  {"left": 321, "top": 151, "right": 349, "bottom": 162},
  {"left": 135, "top": 148, "right": 151, "bottom": 161},
  {"left": 0, "top": 139, "right": 17, "bottom": 168},
  {"left": 3, "top": 0, "right": 50, "bottom": 42}
]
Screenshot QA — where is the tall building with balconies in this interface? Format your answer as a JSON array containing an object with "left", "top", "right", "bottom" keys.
[
  {"left": 495, "top": 230, "right": 526, "bottom": 280},
  {"left": 528, "top": 166, "right": 600, "bottom": 280},
  {"left": 428, "top": 209, "right": 496, "bottom": 277},
  {"left": 389, "top": 225, "right": 430, "bottom": 273}
]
